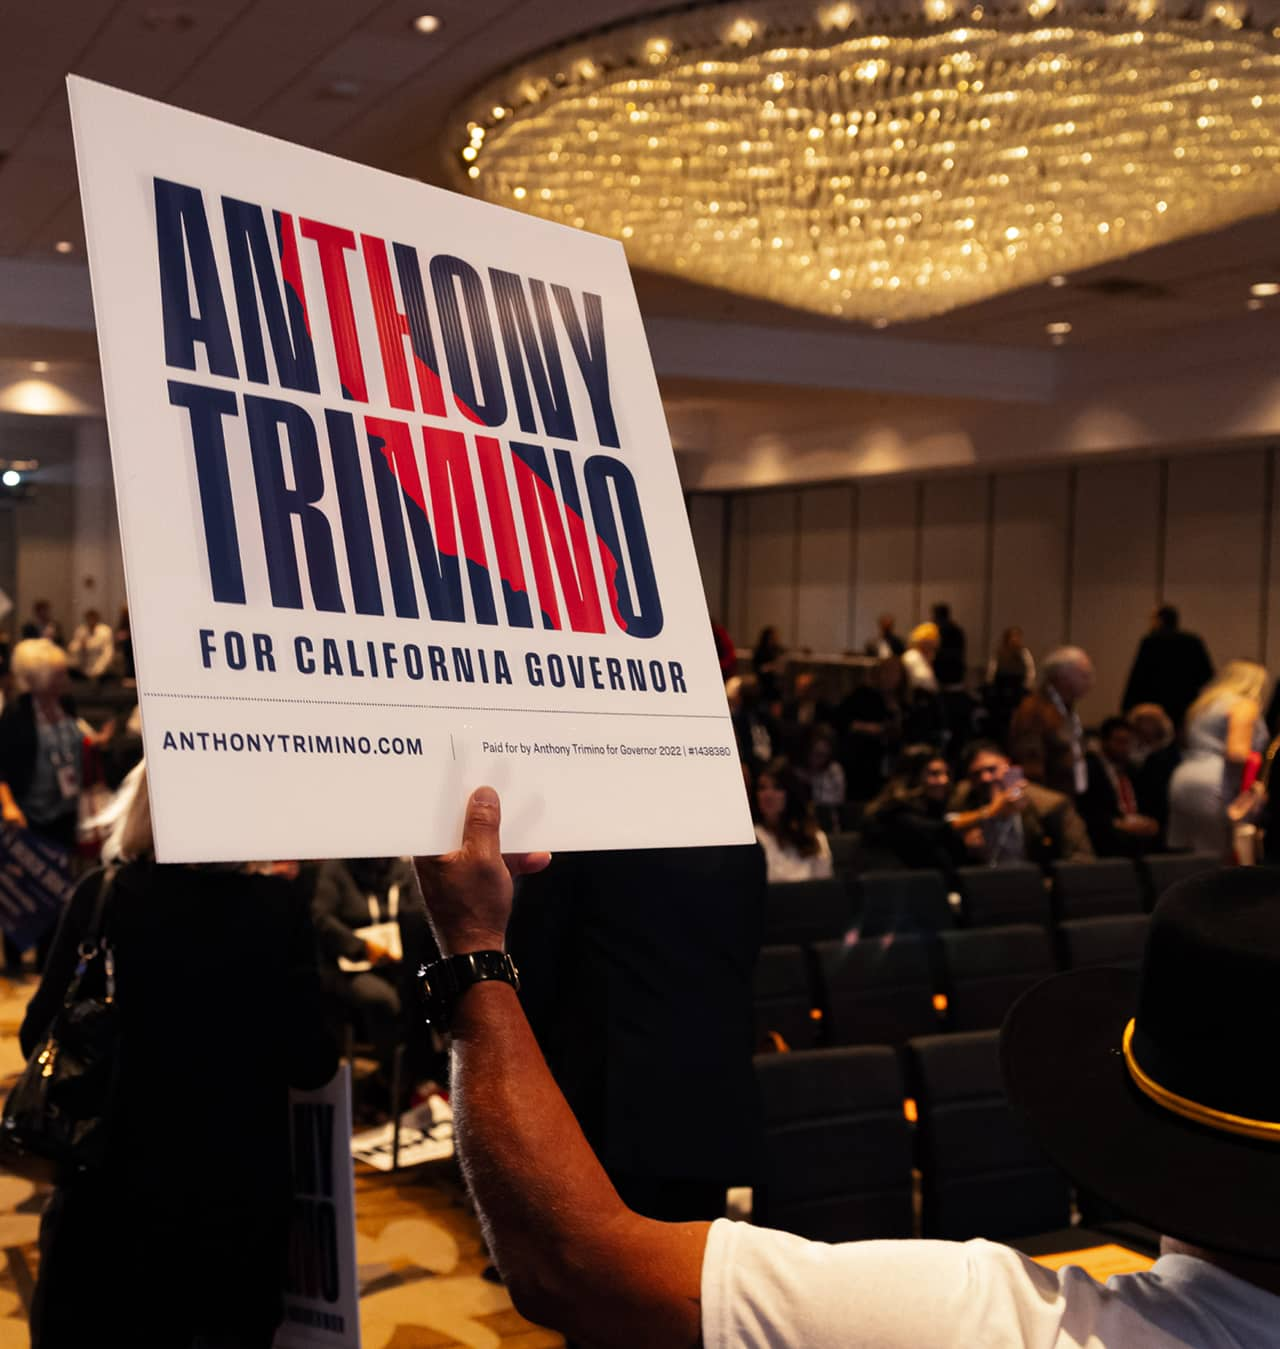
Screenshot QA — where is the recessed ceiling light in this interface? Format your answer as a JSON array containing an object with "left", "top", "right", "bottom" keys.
[
  {"left": 1250, "top": 281, "right": 1280, "bottom": 297},
  {"left": 871, "top": 317, "right": 889, "bottom": 329},
  {"left": 411, "top": 14, "right": 441, "bottom": 34},
  {"left": 1046, "top": 321, "right": 1072, "bottom": 335},
  {"left": 1247, "top": 298, "right": 1265, "bottom": 310},
  {"left": 31, "top": 361, "right": 49, "bottom": 373},
  {"left": 54, "top": 240, "right": 74, "bottom": 254},
  {"left": 1048, "top": 274, "right": 1068, "bottom": 287},
  {"left": 2, "top": 471, "right": 21, "bottom": 489}
]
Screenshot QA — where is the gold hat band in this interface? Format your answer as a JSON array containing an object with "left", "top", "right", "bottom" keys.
[{"left": 1122, "top": 1020, "right": 1280, "bottom": 1144}]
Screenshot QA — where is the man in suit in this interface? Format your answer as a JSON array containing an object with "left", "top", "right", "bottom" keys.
[
  {"left": 931, "top": 603, "right": 967, "bottom": 690},
  {"left": 1009, "top": 647, "right": 1095, "bottom": 799},
  {"left": 948, "top": 740, "right": 1094, "bottom": 866},
  {"left": 1081, "top": 717, "right": 1162, "bottom": 857},
  {"left": 1122, "top": 606, "right": 1213, "bottom": 730},
  {"left": 508, "top": 844, "right": 766, "bottom": 1225}
]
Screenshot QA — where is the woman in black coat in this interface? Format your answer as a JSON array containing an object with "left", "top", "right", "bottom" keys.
[{"left": 20, "top": 769, "right": 337, "bottom": 1349}]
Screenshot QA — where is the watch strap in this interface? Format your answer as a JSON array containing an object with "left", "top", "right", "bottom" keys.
[{"left": 421, "top": 950, "right": 519, "bottom": 1029}]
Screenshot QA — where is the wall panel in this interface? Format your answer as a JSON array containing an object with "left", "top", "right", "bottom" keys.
[
  {"left": 853, "top": 479, "right": 918, "bottom": 652},
  {"left": 1164, "top": 450, "right": 1266, "bottom": 666},
  {"left": 796, "top": 485, "right": 854, "bottom": 653},
  {"left": 744, "top": 490, "right": 799, "bottom": 646},
  {"left": 1070, "top": 459, "right": 1161, "bottom": 721},
  {"left": 686, "top": 493, "right": 725, "bottom": 620},
  {"left": 989, "top": 469, "right": 1070, "bottom": 667},
  {"left": 725, "top": 493, "right": 751, "bottom": 642},
  {"left": 920, "top": 476, "right": 989, "bottom": 668}
]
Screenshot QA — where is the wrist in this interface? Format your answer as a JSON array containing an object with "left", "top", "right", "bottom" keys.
[{"left": 435, "top": 925, "right": 507, "bottom": 957}]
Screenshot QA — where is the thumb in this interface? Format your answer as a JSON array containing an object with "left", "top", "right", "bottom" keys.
[{"left": 462, "top": 785, "right": 503, "bottom": 860}]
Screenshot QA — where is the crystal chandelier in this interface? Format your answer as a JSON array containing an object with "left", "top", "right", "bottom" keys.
[{"left": 452, "top": 0, "right": 1280, "bottom": 324}]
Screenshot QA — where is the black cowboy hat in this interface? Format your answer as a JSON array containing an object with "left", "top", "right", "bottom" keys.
[{"left": 1001, "top": 866, "right": 1280, "bottom": 1259}]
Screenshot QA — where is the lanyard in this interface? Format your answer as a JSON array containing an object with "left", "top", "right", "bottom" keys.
[{"left": 366, "top": 882, "right": 400, "bottom": 926}]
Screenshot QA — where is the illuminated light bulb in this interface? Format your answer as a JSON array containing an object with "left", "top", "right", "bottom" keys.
[
  {"left": 820, "top": 2, "right": 856, "bottom": 28},
  {"left": 54, "top": 241, "right": 74, "bottom": 254},
  {"left": 462, "top": 146, "right": 477, "bottom": 161},
  {"left": 411, "top": 14, "right": 441, "bottom": 34},
  {"left": 1251, "top": 282, "right": 1280, "bottom": 296},
  {"left": 1247, "top": 298, "right": 1265, "bottom": 310},
  {"left": 726, "top": 18, "right": 758, "bottom": 44},
  {"left": 1046, "top": 321, "right": 1072, "bottom": 335},
  {"left": 31, "top": 361, "right": 49, "bottom": 373},
  {"left": 1048, "top": 274, "right": 1068, "bottom": 287},
  {"left": 513, "top": 186, "right": 527, "bottom": 199},
  {"left": 923, "top": 0, "right": 953, "bottom": 20}
]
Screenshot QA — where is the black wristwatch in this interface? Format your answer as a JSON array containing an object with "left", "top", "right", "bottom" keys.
[{"left": 420, "top": 950, "right": 520, "bottom": 1030}]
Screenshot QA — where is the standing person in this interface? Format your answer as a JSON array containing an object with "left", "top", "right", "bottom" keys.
[
  {"left": 985, "top": 626, "right": 1037, "bottom": 747},
  {"left": 840, "top": 656, "right": 904, "bottom": 801},
  {"left": 931, "top": 603, "right": 967, "bottom": 690},
  {"left": 1081, "top": 717, "right": 1162, "bottom": 857},
  {"left": 21, "top": 768, "right": 337, "bottom": 1348},
  {"left": 413, "top": 791, "right": 1280, "bottom": 1349},
  {"left": 1123, "top": 605, "right": 1214, "bottom": 730},
  {"left": 1169, "top": 660, "right": 1269, "bottom": 858},
  {"left": 751, "top": 626, "right": 786, "bottom": 704},
  {"left": 710, "top": 618, "right": 736, "bottom": 682},
  {"left": 901, "top": 623, "right": 940, "bottom": 697},
  {"left": 508, "top": 842, "right": 765, "bottom": 1226},
  {"left": 66, "top": 608, "right": 114, "bottom": 682},
  {"left": 870, "top": 612, "right": 906, "bottom": 659},
  {"left": 20, "top": 600, "right": 62, "bottom": 645},
  {"left": 752, "top": 758, "right": 833, "bottom": 882},
  {"left": 1010, "top": 647, "right": 1095, "bottom": 798},
  {"left": 114, "top": 606, "right": 135, "bottom": 682},
  {"left": 0, "top": 639, "right": 83, "bottom": 853}
]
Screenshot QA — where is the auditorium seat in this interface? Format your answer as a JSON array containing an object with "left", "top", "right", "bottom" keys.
[
  {"left": 763, "top": 878, "right": 851, "bottom": 946},
  {"left": 1058, "top": 914, "right": 1149, "bottom": 972},
  {"left": 907, "top": 1030, "right": 1071, "bottom": 1241},
  {"left": 754, "top": 945, "right": 818, "bottom": 1050},
  {"left": 814, "top": 934, "right": 940, "bottom": 1048},
  {"left": 754, "top": 1046, "right": 914, "bottom": 1243},
  {"left": 1050, "top": 859, "right": 1144, "bottom": 921},
  {"left": 856, "top": 869, "right": 954, "bottom": 938},
  {"left": 1141, "top": 853, "right": 1220, "bottom": 910},
  {"left": 956, "top": 864, "right": 1050, "bottom": 929},
  {"left": 938, "top": 925, "right": 1055, "bottom": 1032},
  {"left": 828, "top": 831, "right": 862, "bottom": 884}
]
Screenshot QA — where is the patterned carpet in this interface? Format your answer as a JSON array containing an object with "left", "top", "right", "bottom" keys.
[{"left": 0, "top": 974, "right": 562, "bottom": 1349}]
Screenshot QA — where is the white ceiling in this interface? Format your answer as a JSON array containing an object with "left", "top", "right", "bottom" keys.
[{"left": 2, "top": 0, "right": 1280, "bottom": 353}]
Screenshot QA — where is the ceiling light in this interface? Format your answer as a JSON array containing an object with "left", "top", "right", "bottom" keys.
[
  {"left": 30, "top": 361, "right": 49, "bottom": 373},
  {"left": 1250, "top": 282, "right": 1280, "bottom": 297},
  {"left": 54, "top": 240, "right": 74, "bottom": 254},
  {"left": 411, "top": 14, "right": 440, "bottom": 34},
  {"left": 461, "top": 3, "right": 1280, "bottom": 323},
  {"left": 1248, "top": 297, "right": 1265, "bottom": 309},
  {"left": 2, "top": 471, "right": 21, "bottom": 489},
  {"left": 1046, "top": 321, "right": 1073, "bottom": 335}
]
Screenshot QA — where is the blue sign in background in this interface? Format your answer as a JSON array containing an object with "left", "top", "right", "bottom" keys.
[{"left": 0, "top": 826, "right": 73, "bottom": 951}]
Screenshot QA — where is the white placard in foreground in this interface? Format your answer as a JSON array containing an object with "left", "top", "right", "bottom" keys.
[{"left": 69, "top": 76, "right": 751, "bottom": 861}]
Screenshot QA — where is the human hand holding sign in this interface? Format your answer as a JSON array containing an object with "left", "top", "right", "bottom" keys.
[
  {"left": 410, "top": 788, "right": 704, "bottom": 1349},
  {"left": 414, "top": 787, "right": 551, "bottom": 956}
]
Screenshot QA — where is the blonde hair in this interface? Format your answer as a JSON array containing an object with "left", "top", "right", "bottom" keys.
[
  {"left": 1187, "top": 659, "right": 1268, "bottom": 724},
  {"left": 910, "top": 622, "right": 940, "bottom": 648},
  {"left": 10, "top": 638, "right": 68, "bottom": 695}
]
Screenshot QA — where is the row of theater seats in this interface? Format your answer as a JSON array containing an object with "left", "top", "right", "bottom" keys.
[
  {"left": 772, "top": 851, "right": 1220, "bottom": 947},
  {"left": 753, "top": 1033, "right": 1142, "bottom": 1250},
  {"left": 755, "top": 855, "right": 1222, "bottom": 1051}
]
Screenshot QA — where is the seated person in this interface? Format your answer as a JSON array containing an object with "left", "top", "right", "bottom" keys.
[
  {"left": 311, "top": 856, "right": 433, "bottom": 1086},
  {"left": 752, "top": 757, "right": 833, "bottom": 883},
  {"left": 796, "top": 730, "right": 846, "bottom": 832},
  {"left": 863, "top": 745, "right": 967, "bottom": 876},
  {"left": 1081, "top": 716, "right": 1162, "bottom": 857},
  {"left": 1128, "top": 703, "right": 1181, "bottom": 846},
  {"left": 947, "top": 740, "right": 1094, "bottom": 867}
]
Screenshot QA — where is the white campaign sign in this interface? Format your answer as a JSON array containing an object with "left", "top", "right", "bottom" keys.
[
  {"left": 69, "top": 76, "right": 752, "bottom": 861},
  {"left": 277, "top": 1065, "right": 361, "bottom": 1349}
]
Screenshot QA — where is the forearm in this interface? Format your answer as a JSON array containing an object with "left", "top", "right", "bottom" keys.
[{"left": 450, "top": 982, "right": 707, "bottom": 1347}]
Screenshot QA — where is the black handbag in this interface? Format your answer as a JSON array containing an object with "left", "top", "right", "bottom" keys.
[{"left": 0, "top": 867, "right": 120, "bottom": 1183}]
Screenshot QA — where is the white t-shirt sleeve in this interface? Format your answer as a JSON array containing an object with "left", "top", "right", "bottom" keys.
[{"left": 701, "top": 1221, "right": 1115, "bottom": 1349}]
